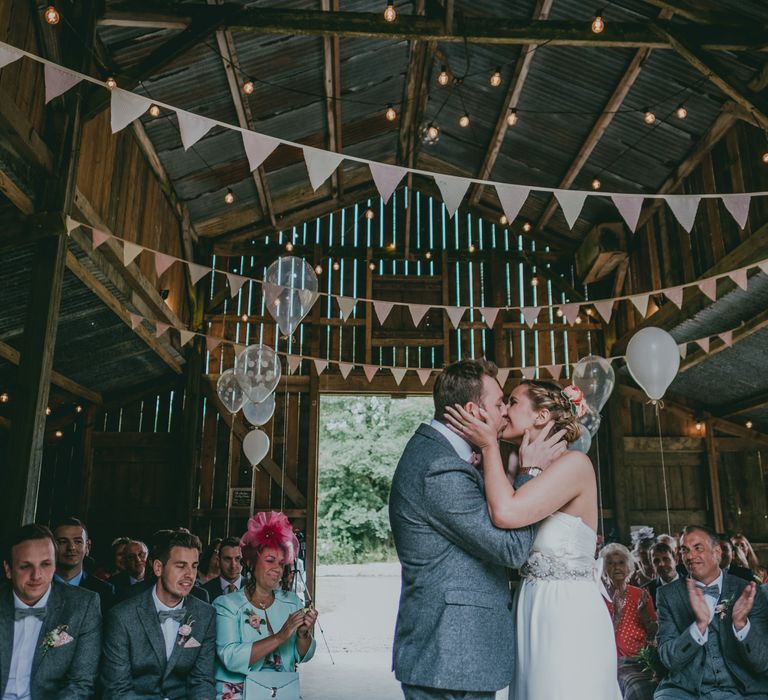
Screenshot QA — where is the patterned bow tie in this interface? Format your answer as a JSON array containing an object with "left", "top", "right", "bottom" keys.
[
  {"left": 697, "top": 584, "right": 720, "bottom": 598},
  {"left": 14, "top": 607, "right": 46, "bottom": 621},
  {"left": 158, "top": 609, "right": 186, "bottom": 623}
]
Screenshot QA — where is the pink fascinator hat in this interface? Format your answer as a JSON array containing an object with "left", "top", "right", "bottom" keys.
[{"left": 240, "top": 511, "right": 299, "bottom": 565}]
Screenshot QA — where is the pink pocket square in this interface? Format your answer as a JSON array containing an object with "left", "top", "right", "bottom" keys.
[
  {"left": 183, "top": 636, "right": 201, "bottom": 648},
  {"left": 52, "top": 631, "right": 75, "bottom": 647}
]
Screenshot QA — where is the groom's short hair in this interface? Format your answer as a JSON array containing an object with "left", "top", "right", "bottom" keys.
[{"left": 434, "top": 359, "right": 498, "bottom": 420}]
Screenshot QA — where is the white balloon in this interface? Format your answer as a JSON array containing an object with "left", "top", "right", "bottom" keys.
[
  {"left": 243, "top": 429, "right": 270, "bottom": 467},
  {"left": 216, "top": 368, "right": 245, "bottom": 414},
  {"left": 626, "top": 327, "right": 680, "bottom": 401},
  {"left": 235, "top": 344, "right": 282, "bottom": 404},
  {"left": 264, "top": 256, "right": 319, "bottom": 337},
  {"left": 572, "top": 355, "right": 615, "bottom": 412},
  {"left": 243, "top": 394, "right": 276, "bottom": 426},
  {"left": 569, "top": 430, "right": 592, "bottom": 453}
]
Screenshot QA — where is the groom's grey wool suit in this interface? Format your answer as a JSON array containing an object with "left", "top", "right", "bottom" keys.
[{"left": 389, "top": 423, "right": 536, "bottom": 700}]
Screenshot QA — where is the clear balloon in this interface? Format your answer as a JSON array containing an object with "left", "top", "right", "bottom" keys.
[
  {"left": 569, "top": 430, "right": 593, "bottom": 454},
  {"left": 235, "top": 344, "right": 282, "bottom": 404},
  {"left": 216, "top": 368, "right": 246, "bottom": 414},
  {"left": 572, "top": 355, "right": 615, "bottom": 412},
  {"left": 626, "top": 327, "right": 680, "bottom": 401},
  {"left": 242, "top": 394, "right": 276, "bottom": 427},
  {"left": 264, "top": 256, "right": 319, "bottom": 337},
  {"left": 243, "top": 429, "right": 270, "bottom": 466},
  {"left": 579, "top": 408, "right": 602, "bottom": 437}
]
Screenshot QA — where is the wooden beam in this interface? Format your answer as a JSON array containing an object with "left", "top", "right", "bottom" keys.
[
  {"left": 642, "top": 0, "right": 743, "bottom": 24},
  {"left": 468, "top": 0, "right": 553, "bottom": 207},
  {"left": 0, "top": 165, "right": 33, "bottom": 214},
  {"left": 606, "top": 391, "right": 629, "bottom": 539},
  {"left": 714, "top": 390, "right": 768, "bottom": 419},
  {"left": 703, "top": 415, "right": 724, "bottom": 532},
  {"left": 0, "top": 88, "right": 55, "bottom": 172},
  {"left": 321, "top": 0, "right": 343, "bottom": 198}
]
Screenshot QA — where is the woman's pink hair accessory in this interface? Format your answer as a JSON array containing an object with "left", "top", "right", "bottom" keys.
[
  {"left": 240, "top": 511, "right": 299, "bottom": 564},
  {"left": 561, "top": 384, "right": 589, "bottom": 418}
]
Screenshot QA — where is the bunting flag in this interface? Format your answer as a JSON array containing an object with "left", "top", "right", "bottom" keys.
[
  {"left": 303, "top": 146, "right": 344, "bottom": 191},
  {"left": 759, "top": 261, "right": 768, "bottom": 275},
  {"left": 495, "top": 184, "right": 529, "bottom": 224},
  {"left": 496, "top": 368, "right": 511, "bottom": 387},
  {"left": 698, "top": 278, "right": 717, "bottom": 302},
  {"left": 480, "top": 307, "right": 500, "bottom": 328},
  {"left": 665, "top": 286, "right": 684, "bottom": 309},
  {"left": 206, "top": 336, "right": 222, "bottom": 353},
  {"left": 91, "top": 229, "right": 110, "bottom": 250},
  {"left": 65, "top": 216, "right": 79, "bottom": 235},
  {"left": 391, "top": 367, "right": 407, "bottom": 385},
  {"left": 313, "top": 358, "right": 328, "bottom": 375},
  {"left": 559, "top": 303, "right": 581, "bottom": 326},
  {"left": 176, "top": 110, "right": 216, "bottom": 150},
  {"left": 434, "top": 174, "right": 471, "bottom": 218},
  {"left": 155, "top": 252, "right": 176, "bottom": 278},
  {"left": 729, "top": 268, "right": 748, "bottom": 291},
  {"left": 187, "top": 262, "right": 210, "bottom": 285},
  {"left": 521, "top": 306, "right": 541, "bottom": 328},
  {"left": 226, "top": 273, "right": 247, "bottom": 298},
  {"left": 337, "top": 296, "right": 357, "bottom": 321},
  {"left": 545, "top": 364, "right": 563, "bottom": 380},
  {"left": 233, "top": 343, "right": 245, "bottom": 357},
  {"left": 369, "top": 162, "right": 407, "bottom": 204},
  {"left": 593, "top": 299, "right": 614, "bottom": 324},
  {"left": 721, "top": 193, "right": 751, "bottom": 230},
  {"left": 363, "top": 365, "right": 378, "bottom": 382},
  {"left": 520, "top": 367, "right": 536, "bottom": 380},
  {"left": 445, "top": 306, "right": 466, "bottom": 329},
  {"left": 287, "top": 355, "right": 301, "bottom": 374},
  {"left": 695, "top": 337, "right": 710, "bottom": 353},
  {"left": 416, "top": 368, "right": 432, "bottom": 386},
  {"left": 128, "top": 313, "right": 142, "bottom": 330},
  {"left": 0, "top": 43, "right": 22, "bottom": 69},
  {"left": 409, "top": 304, "right": 430, "bottom": 327},
  {"left": 339, "top": 362, "right": 353, "bottom": 379},
  {"left": 678, "top": 343, "right": 688, "bottom": 359},
  {"left": 630, "top": 294, "right": 650, "bottom": 317},
  {"left": 719, "top": 331, "right": 733, "bottom": 347},
  {"left": 664, "top": 195, "right": 700, "bottom": 233},
  {"left": 110, "top": 89, "right": 151, "bottom": 133},
  {"left": 554, "top": 190, "right": 588, "bottom": 229},
  {"left": 155, "top": 322, "right": 170, "bottom": 338},
  {"left": 611, "top": 195, "right": 644, "bottom": 233},
  {"left": 122, "top": 241, "right": 143, "bottom": 266},
  {"left": 44, "top": 64, "right": 82, "bottom": 103},
  {"left": 241, "top": 131, "right": 280, "bottom": 172},
  {"left": 373, "top": 300, "right": 394, "bottom": 325}
]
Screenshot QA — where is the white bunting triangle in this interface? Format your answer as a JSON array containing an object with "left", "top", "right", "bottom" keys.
[
  {"left": 363, "top": 365, "right": 378, "bottom": 382},
  {"left": 177, "top": 110, "right": 216, "bottom": 150},
  {"left": 337, "top": 296, "right": 357, "bottom": 321},
  {"left": 559, "top": 303, "right": 581, "bottom": 326},
  {"left": 678, "top": 343, "right": 688, "bottom": 359},
  {"left": 44, "top": 64, "right": 82, "bottom": 104},
  {"left": 155, "top": 252, "right": 176, "bottom": 278},
  {"left": 155, "top": 322, "right": 170, "bottom": 338},
  {"left": 233, "top": 344, "right": 245, "bottom": 357},
  {"left": 729, "top": 268, "right": 748, "bottom": 291},
  {"left": 373, "top": 301, "right": 394, "bottom": 325},
  {"left": 630, "top": 294, "right": 650, "bottom": 317},
  {"left": 122, "top": 241, "right": 143, "bottom": 266},
  {"left": 416, "top": 368, "right": 432, "bottom": 386},
  {"left": 65, "top": 216, "right": 78, "bottom": 235},
  {"left": 128, "top": 313, "right": 142, "bottom": 330},
  {"left": 313, "top": 358, "right": 328, "bottom": 375},
  {"left": 496, "top": 368, "right": 511, "bottom": 387},
  {"left": 206, "top": 336, "right": 222, "bottom": 353},
  {"left": 758, "top": 261, "right": 768, "bottom": 275},
  {"left": 611, "top": 195, "right": 644, "bottom": 233},
  {"left": 410, "top": 304, "right": 430, "bottom": 327},
  {"left": 554, "top": 190, "right": 588, "bottom": 229},
  {"left": 520, "top": 367, "right": 536, "bottom": 380},
  {"left": 288, "top": 355, "right": 301, "bottom": 374},
  {"left": 339, "top": 362, "right": 354, "bottom": 379},
  {"left": 434, "top": 174, "right": 471, "bottom": 218},
  {"left": 391, "top": 367, "right": 407, "bottom": 385},
  {"left": 719, "top": 331, "right": 733, "bottom": 347},
  {"left": 664, "top": 195, "right": 700, "bottom": 233},
  {"left": 303, "top": 146, "right": 344, "bottom": 191},
  {"left": 369, "top": 162, "right": 407, "bottom": 204},
  {"left": 0, "top": 43, "right": 23, "bottom": 70},
  {"left": 187, "top": 262, "right": 210, "bottom": 285},
  {"left": 495, "top": 184, "right": 530, "bottom": 224},
  {"left": 110, "top": 89, "right": 151, "bottom": 133},
  {"left": 665, "top": 286, "right": 684, "bottom": 309},
  {"left": 593, "top": 299, "right": 614, "bottom": 324},
  {"left": 445, "top": 306, "right": 466, "bottom": 329},
  {"left": 91, "top": 229, "right": 110, "bottom": 250},
  {"left": 226, "top": 273, "right": 247, "bottom": 298},
  {"left": 522, "top": 306, "right": 541, "bottom": 328},
  {"left": 698, "top": 278, "right": 717, "bottom": 302},
  {"left": 546, "top": 365, "right": 563, "bottom": 380},
  {"left": 480, "top": 307, "right": 500, "bottom": 328},
  {"left": 695, "top": 337, "right": 710, "bottom": 353},
  {"left": 242, "top": 131, "right": 280, "bottom": 172},
  {"left": 721, "top": 194, "right": 751, "bottom": 230}
]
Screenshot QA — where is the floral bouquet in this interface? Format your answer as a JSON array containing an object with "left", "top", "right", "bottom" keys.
[{"left": 636, "top": 644, "right": 667, "bottom": 681}]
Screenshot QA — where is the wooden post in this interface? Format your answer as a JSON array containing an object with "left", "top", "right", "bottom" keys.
[
  {"left": 78, "top": 405, "right": 98, "bottom": 518},
  {"left": 606, "top": 392, "right": 629, "bottom": 540},
  {"left": 704, "top": 416, "right": 724, "bottom": 532},
  {"left": 180, "top": 335, "right": 205, "bottom": 528}
]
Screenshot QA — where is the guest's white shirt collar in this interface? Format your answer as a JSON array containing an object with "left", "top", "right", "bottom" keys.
[
  {"left": 54, "top": 570, "right": 84, "bottom": 587},
  {"left": 151, "top": 585, "right": 184, "bottom": 613},
  {"left": 12, "top": 585, "right": 51, "bottom": 610},
  {"left": 219, "top": 575, "right": 242, "bottom": 593},
  {"left": 429, "top": 419, "right": 474, "bottom": 461},
  {"left": 660, "top": 572, "right": 679, "bottom": 586}
]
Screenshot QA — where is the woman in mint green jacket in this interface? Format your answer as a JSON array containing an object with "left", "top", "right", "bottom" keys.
[{"left": 214, "top": 512, "right": 317, "bottom": 699}]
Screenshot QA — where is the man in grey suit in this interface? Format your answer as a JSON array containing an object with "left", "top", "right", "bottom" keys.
[
  {"left": 0, "top": 523, "right": 102, "bottom": 699},
  {"left": 655, "top": 524, "right": 768, "bottom": 699},
  {"left": 101, "top": 530, "right": 216, "bottom": 699},
  {"left": 389, "top": 359, "right": 555, "bottom": 700}
]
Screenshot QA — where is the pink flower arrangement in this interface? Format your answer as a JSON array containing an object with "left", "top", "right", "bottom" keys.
[{"left": 561, "top": 385, "right": 589, "bottom": 418}]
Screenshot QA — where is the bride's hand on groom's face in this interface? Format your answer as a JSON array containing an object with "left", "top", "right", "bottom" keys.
[
  {"left": 444, "top": 404, "right": 499, "bottom": 450},
  {"left": 519, "top": 421, "right": 568, "bottom": 471}
]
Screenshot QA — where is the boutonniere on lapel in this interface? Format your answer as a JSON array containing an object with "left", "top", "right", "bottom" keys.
[
  {"left": 177, "top": 615, "right": 199, "bottom": 648},
  {"left": 245, "top": 608, "right": 266, "bottom": 631},
  {"left": 41, "top": 624, "right": 74, "bottom": 649},
  {"left": 715, "top": 594, "right": 736, "bottom": 621}
]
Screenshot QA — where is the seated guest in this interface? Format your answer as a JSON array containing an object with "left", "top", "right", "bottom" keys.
[
  {"left": 718, "top": 534, "right": 757, "bottom": 583},
  {"left": 110, "top": 536, "right": 130, "bottom": 578},
  {"left": 215, "top": 512, "right": 317, "bottom": 699},
  {"left": 731, "top": 533, "right": 768, "bottom": 583},
  {"left": 644, "top": 542, "right": 680, "bottom": 606},
  {"left": 203, "top": 537, "right": 243, "bottom": 602},
  {"left": 53, "top": 516, "right": 115, "bottom": 613},
  {"left": 654, "top": 525, "right": 768, "bottom": 699},
  {"left": 630, "top": 537, "right": 657, "bottom": 587},
  {"left": 1, "top": 524, "right": 101, "bottom": 698},
  {"left": 199, "top": 538, "right": 222, "bottom": 585},
  {"left": 100, "top": 530, "right": 216, "bottom": 699},
  {"left": 601, "top": 543, "right": 658, "bottom": 700},
  {"left": 657, "top": 533, "right": 688, "bottom": 578},
  {"left": 109, "top": 539, "right": 148, "bottom": 597}
]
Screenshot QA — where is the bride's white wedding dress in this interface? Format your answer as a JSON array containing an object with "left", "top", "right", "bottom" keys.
[{"left": 510, "top": 511, "right": 621, "bottom": 700}]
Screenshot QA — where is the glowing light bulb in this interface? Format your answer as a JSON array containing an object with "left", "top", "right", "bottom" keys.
[
  {"left": 507, "top": 109, "right": 518, "bottom": 127},
  {"left": 575, "top": 316, "right": 583, "bottom": 324},
  {"left": 242, "top": 80, "right": 255, "bottom": 95},
  {"left": 241, "top": 313, "right": 248, "bottom": 322},
  {"left": 332, "top": 261, "right": 340, "bottom": 271},
  {"left": 675, "top": 105, "right": 687, "bottom": 119},
  {"left": 385, "top": 105, "right": 397, "bottom": 122},
  {"left": 387, "top": 242, "right": 396, "bottom": 251},
  {"left": 0, "top": 392, "right": 8, "bottom": 403},
  {"left": 148, "top": 104, "right": 161, "bottom": 118},
  {"left": 695, "top": 422, "right": 703, "bottom": 432},
  {"left": 425, "top": 251, "right": 432, "bottom": 260},
  {"left": 364, "top": 208, "right": 375, "bottom": 220},
  {"left": 368, "top": 261, "right": 376, "bottom": 271},
  {"left": 315, "top": 264, "right": 323, "bottom": 275},
  {"left": 643, "top": 110, "right": 656, "bottom": 125},
  {"left": 285, "top": 241, "right": 294, "bottom": 251},
  {"left": 468, "top": 243, "right": 476, "bottom": 253},
  {"left": 437, "top": 66, "right": 450, "bottom": 86},
  {"left": 490, "top": 68, "right": 502, "bottom": 87},
  {"left": 459, "top": 113, "right": 470, "bottom": 128},
  {"left": 46, "top": 407, "right": 52, "bottom": 416},
  {"left": 586, "top": 308, "right": 594, "bottom": 316},
  {"left": 383, "top": 2, "right": 396, "bottom": 22},
  {"left": 54, "top": 430, "right": 63, "bottom": 438},
  {"left": 224, "top": 188, "right": 235, "bottom": 205},
  {"left": 556, "top": 309, "right": 563, "bottom": 318},
  {"left": 75, "top": 404, "right": 83, "bottom": 413},
  {"left": 591, "top": 178, "right": 602, "bottom": 190},
  {"left": 522, "top": 221, "right": 532, "bottom": 232},
  {"left": 746, "top": 420, "right": 753, "bottom": 429},
  {"left": 105, "top": 76, "right": 118, "bottom": 90},
  {"left": 762, "top": 152, "right": 768, "bottom": 164},
  {"left": 44, "top": 6, "right": 60, "bottom": 25},
  {"left": 500, "top": 215, "right": 508, "bottom": 225},
  {"left": 426, "top": 124, "right": 439, "bottom": 141},
  {"left": 531, "top": 276, "right": 540, "bottom": 287},
  {"left": 591, "top": 11, "right": 605, "bottom": 33}
]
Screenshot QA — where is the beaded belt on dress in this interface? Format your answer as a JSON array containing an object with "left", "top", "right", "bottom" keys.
[{"left": 520, "top": 552, "right": 595, "bottom": 581}]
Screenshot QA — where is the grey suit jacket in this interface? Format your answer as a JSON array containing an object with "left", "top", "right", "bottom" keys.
[
  {"left": 0, "top": 581, "right": 102, "bottom": 700},
  {"left": 100, "top": 587, "right": 216, "bottom": 700},
  {"left": 656, "top": 574, "right": 768, "bottom": 696},
  {"left": 389, "top": 423, "right": 536, "bottom": 692}
]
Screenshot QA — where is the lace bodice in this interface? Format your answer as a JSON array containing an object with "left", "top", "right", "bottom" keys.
[{"left": 521, "top": 511, "right": 598, "bottom": 581}]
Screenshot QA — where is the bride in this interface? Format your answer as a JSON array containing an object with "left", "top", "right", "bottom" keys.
[{"left": 445, "top": 380, "right": 620, "bottom": 700}]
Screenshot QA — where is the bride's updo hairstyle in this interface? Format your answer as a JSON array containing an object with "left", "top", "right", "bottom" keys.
[{"left": 520, "top": 380, "right": 582, "bottom": 443}]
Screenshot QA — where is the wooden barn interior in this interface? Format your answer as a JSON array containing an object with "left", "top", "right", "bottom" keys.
[{"left": 1, "top": 0, "right": 767, "bottom": 595}]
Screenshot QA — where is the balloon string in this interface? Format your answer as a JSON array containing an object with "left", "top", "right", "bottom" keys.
[
  {"left": 280, "top": 373, "right": 288, "bottom": 513},
  {"left": 595, "top": 427, "right": 605, "bottom": 538},
  {"left": 655, "top": 403, "right": 673, "bottom": 535},
  {"left": 226, "top": 424, "right": 235, "bottom": 537}
]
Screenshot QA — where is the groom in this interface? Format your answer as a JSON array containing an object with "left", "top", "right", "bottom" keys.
[{"left": 389, "top": 359, "right": 560, "bottom": 700}]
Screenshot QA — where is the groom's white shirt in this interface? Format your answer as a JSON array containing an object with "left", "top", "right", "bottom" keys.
[{"left": 429, "top": 419, "right": 473, "bottom": 462}]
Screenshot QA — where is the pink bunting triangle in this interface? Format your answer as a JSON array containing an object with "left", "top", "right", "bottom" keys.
[
  {"left": 434, "top": 174, "right": 471, "bottom": 218},
  {"left": 630, "top": 294, "right": 649, "bottom": 317},
  {"left": 339, "top": 362, "right": 354, "bottom": 379},
  {"left": 416, "top": 368, "right": 432, "bottom": 386},
  {"left": 721, "top": 194, "right": 751, "bottom": 230},
  {"left": 122, "top": 241, "right": 143, "bottom": 266},
  {"left": 44, "top": 64, "right": 82, "bottom": 103},
  {"left": 520, "top": 367, "right": 536, "bottom": 380},
  {"left": 559, "top": 303, "right": 581, "bottom": 326},
  {"left": 593, "top": 299, "right": 614, "bottom": 324},
  {"left": 409, "top": 304, "right": 430, "bottom": 327},
  {"left": 110, "top": 89, "right": 151, "bottom": 133},
  {"left": 546, "top": 365, "right": 563, "bottom": 380},
  {"left": 729, "top": 268, "right": 748, "bottom": 291},
  {"left": 128, "top": 313, "right": 142, "bottom": 330},
  {"left": 480, "top": 307, "right": 500, "bottom": 328},
  {"left": 554, "top": 190, "right": 588, "bottom": 229},
  {"left": 678, "top": 343, "right": 688, "bottom": 359},
  {"left": 665, "top": 286, "right": 684, "bottom": 309},
  {"left": 611, "top": 195, "right": 644, "bottom": 233},
  {"left": 206, "top": 336, "right": 222, "bottom": 353},
  {"left": 288, "top": 355, "right": 301, "bottom": 374},
  {"left": 337, "top": 296, "right": 357, "bottom": 321},
  {"left": 179, "top": 330, "right": 196, "bottom": 347},
  {"left": 226, "top": 273, "right": 247, "bottom": 298},
  {"left": 363, "top": 365, "right": 378, "bottom": 382},
  {"left": 495, "top": 184, "right": 530, "bottom": 224},
  {"left": 176, "top": 110, "right": 216, "bottom": 150},
  {"left": 242, "top": 131, "right": 280, "bottom": 172},
  {"left": 91, "top": 229, "right": 110, "bottom": 250},
  {"left": 187, "top": 262, "right": 210, "bottom": 285},
  {"left": 369, "top": 162, "right": 407, "bottom": 204},
  {"left": 313, "top": 358, "right": 328, "bottom": 375},
  {"left": 521, "top": 306, "right": 541, "bottom": 328},
  {"left": 155, "top": 322, "right": 170, "bottom": 338},
  {"left": 155, "top": 252, "right": 176, "bottom": 278},
  {"left": 719, "top": 331, "right": 733, "bottom": 347},
  {"left": 445, "top": 306, "right": 466, "bottom": 329},
  {"left": 663, "top": 195, "right": 700, "bottom": 233},
  {"left": 695, "top": 337, "right": 710, "bottom": 353},
  {"left": 303, "top": 146, "right": 344, "bottom": 191},
  {"left": 758, "top": 261, "right": 768, "bottom": 275},
  {"left": 698, "top": 278, "right": 717, "bottom": 302},
  {"left": 496, "top": 368, "right": 511, "bottom": 387},
  {"left": 391, "top": 367, "right": 407, "bottom": 386},
  {"left": 373, "top": 301, "right": 394, "bottom": 325}
]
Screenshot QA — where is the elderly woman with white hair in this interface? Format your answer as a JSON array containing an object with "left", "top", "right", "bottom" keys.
[{"left": 601, "top": 543, "right": 659, "bottom": 700}]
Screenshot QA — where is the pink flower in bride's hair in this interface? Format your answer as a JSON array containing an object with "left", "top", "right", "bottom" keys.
[{"left": 561, "top": 385, "right": 589, "bottom": 418}]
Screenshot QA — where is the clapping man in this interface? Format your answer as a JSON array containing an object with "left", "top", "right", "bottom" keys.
[
  {"left": 202, "top": 537, "right": 243, "bottom": 603},
  {"left": 101, "top": 530, "right": 216, "bottom": 699},
  {"left": 0, "top": 524, "right": 101, "bottom": 698},
  {"left": 654, "top": 525, "right": 768, "bottom": 699}
]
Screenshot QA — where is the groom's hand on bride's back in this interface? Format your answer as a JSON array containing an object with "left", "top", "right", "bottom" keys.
[{"left": 519, "top": 420, "right": 568, "bottom": 471}]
